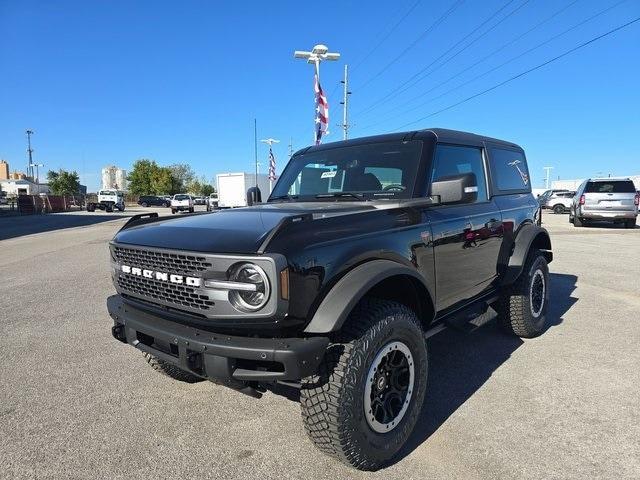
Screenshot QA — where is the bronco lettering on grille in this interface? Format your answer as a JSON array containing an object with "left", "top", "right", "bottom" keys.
[{"left": 121, "top": 264, "right": 202, "bottom": 287}]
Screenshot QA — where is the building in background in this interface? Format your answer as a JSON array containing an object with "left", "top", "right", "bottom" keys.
[
  {"left": 101, "top": 165, "right": 127, "bottom": 191},
  {"left": 0, "top": 179, "right": 50, "bottom": 195},
  {"left": 0, "top": 160, "right": 9, "bottom": 180}
]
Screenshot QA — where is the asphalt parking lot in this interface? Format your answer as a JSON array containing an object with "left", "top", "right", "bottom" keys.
[{"left": 1, "top": 209, "right": 638, "bottom": 479}]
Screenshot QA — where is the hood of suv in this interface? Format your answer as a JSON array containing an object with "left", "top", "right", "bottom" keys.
[{"left": 113, "top": 202, "right": 376, "bottom": 253}]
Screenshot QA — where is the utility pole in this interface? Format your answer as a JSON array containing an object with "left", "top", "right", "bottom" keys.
[
  {"left": 254, "top": 119, "right": 258, "bottom": 190},
  {"left": 26, "top": 129, "right": 34, "bottom": 179},
  {"left": 339, "top": 64, "right": 351, "bottom": 140},
  {"left": 543, "top": 166, "right": 553, "bottom": 190}
]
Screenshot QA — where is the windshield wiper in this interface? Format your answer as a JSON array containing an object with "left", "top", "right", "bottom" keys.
[
  {"left": 315, "top": 192, "right": 366, "bottom": 201},
  {"left": 269, "top": 194, "right": 299, "bottom": 202}
]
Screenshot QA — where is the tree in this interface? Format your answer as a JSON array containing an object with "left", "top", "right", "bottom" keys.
[
  {"left": 169, "top": 163, "right": 195, "bottom": 193},
  {"left": 150, "top": 167, "right": 174, "bottom": 195},
  {"left": 186, "top": 175, "right": 215, "bottom": 196},
  {"left": 201, "top": 183, "right": 215, "bottom": 196},
  {"left": 127, "top": 159, "right": 158, "bottom": 195},
  {"left": 47, "top": 169, "right": 81, "bottom": 195}
]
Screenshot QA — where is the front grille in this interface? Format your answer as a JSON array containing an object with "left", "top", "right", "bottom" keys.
[
  {"left": 117, "top": 275, "right": 215, "bottom": 311},
  {"left": 113, "top": 246, "right": 213, "bottom": 276}
]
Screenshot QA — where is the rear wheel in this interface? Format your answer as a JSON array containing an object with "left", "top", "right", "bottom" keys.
[
  {"left": 300, "top": 299, "right": 428, "bottom": 471},
  {"left": 143, "top": 353, "right": 203, "bottom": 383},
  {"left": 141, "top": 202, "right": 148, "bottom": 207},
  {"left": 552, "top": 204, "right": 565, "bottom": 214},
  {"left": 497, "top": 249, "right": 549, "bottom": 338}
]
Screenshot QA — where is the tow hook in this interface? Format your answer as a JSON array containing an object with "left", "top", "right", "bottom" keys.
[{"left": 112, "top": 324, "right": 126, "bottom": 343}]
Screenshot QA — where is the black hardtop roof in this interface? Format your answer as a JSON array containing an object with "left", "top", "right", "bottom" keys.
[{"left": 294, "top": 128, "right": 522, "bottom": 156}]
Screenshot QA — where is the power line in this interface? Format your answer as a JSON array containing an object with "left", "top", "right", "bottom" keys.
[
  {"left": 391, "top": 15, "right": 640, "bottom": 131},
  {"left": 354, "top": 0, "right": 465, "bottom": 92},
  {"left": 354, "top": 0, "right": 523, "bottom": 117},
  {"left": 326, "top": 0, "right": 424, "bottom": 108},
  {"left": 368, "top": 0, "right": 630, "bottom": 130},
  {"left": 360, "top": 0, "right": 584, "bottom": 129},
  {"left": 351, "top": 0, "right": 423, "bottom": 72}
]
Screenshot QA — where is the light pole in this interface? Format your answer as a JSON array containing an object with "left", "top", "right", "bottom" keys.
[
  {"left": 26, "top": 129, "right": 34, "bottom": 179},
  {"left": 543, "top": 166, "right": 553, "bottom": 190},
  {"left": 294, "top": 44, "right": 340, "bottom": 143},
  {"left": 261, "top": 138, "right": 280, "bottom": 193},
  {"left": 30, "top": 163, "right": 44, "bottom": 194}
]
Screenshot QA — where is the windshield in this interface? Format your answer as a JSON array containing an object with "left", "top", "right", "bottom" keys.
[
  {"left": 269, "top": 140, "right": 423, "bottom": 201},
  {"left": 174, "top": 194, "right": 190, "bottom": 200}
]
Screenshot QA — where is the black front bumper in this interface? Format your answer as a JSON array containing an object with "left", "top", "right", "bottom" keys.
[{"left": 107, "top": 295, "right": 328, "bottom": 384}]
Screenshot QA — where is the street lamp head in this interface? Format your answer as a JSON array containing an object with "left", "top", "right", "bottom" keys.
[
  {"left": 312, "top": 44, "right": 328, "bottom": 55},
  {"left": 294, "top": 50, "right": 312, "bottom": 59}
]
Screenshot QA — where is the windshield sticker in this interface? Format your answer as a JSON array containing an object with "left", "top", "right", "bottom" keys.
[
  {"left": 508, "top": 159, "right": 529, "bottom": 186},
  {"left": 321, "top": 170, "right": 337, "bottom": 179}
]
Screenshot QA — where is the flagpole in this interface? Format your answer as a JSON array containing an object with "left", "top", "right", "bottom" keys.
[{"left": 260, "top": 138, "right": 280, "bottom": 195}]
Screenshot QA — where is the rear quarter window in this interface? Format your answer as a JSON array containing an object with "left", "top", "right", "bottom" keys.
[
  {"left": 585, "top": 181, "right": 635, "bottom": 193},
  {"left": 488, "top": 148, "right": 531, "bottom": 194}
]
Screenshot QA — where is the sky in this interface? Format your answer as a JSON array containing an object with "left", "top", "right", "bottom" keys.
[{"left": 1, "top": 0, "right": 639, "bottom": 192}]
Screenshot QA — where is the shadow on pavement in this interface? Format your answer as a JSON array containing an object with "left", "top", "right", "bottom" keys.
[
  {"left": 0, "top": 212, "right": 131, "bottom": 241},
  {"left": 394, "top": 272, "right": 578, "bottom": 464}
]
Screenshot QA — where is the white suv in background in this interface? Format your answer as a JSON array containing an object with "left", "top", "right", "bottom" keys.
[
  {"left": 170, "top": 194, "right": 194, "bottom": 214},
  {"left": 544, "top": 191, "right": 575, "bottom": 214}
]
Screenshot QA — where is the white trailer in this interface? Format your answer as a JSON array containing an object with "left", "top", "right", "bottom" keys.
[{"left": 216, "top": 173, "right": 271, "bottom": 208}]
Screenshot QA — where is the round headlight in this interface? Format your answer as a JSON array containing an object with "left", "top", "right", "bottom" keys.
[{"left": 228, "top": 263, "right": 270, "bottom": 312}]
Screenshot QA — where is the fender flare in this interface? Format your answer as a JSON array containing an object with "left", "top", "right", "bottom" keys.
[
  {"left": 501, "top": 224, "right": 552, "bottom": 286},
  {"left": 303, "top": 259, "right": 432, "bottom": 334}
]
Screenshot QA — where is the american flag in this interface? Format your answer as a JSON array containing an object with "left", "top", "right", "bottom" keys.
[
  {"left": 314, "top": 73, "right": 329, "bottom": 145},
  {"left": 268, "top": 147, "right": 276, "bottom": 181}
]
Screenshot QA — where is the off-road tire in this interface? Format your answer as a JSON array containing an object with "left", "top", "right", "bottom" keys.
[
  {"left": 300, "top": 298, "right": 428, "bottom": 471},
  {"left": 573, "top": 216, "right": 583, "bottom": 227},
  {"left": 143, "top": 352, "right": 203, "bottom": 383},
  {"left": 552, "top": 204, "right": 564, "bottom": 214},
  {"left": 497, "top": 249, "right": 549, "bottom": 338}
]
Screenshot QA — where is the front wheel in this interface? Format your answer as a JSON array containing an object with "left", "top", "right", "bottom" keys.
[
  {"left": 552, "top": 204, "right": 565, "bottom": 214},
  {"left": 300, "top": 299, "right": 428, "bottom": 471},
  {"left": 497, "top": 249, "right": 549, "bottom": 338}
]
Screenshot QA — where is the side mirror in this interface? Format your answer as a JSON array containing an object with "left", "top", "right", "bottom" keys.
[
  {"left": 430, "top": 173, "right": 478, "bottom": 205},
  {"left": 246, "top": 186, "right": 262, "bottom": 206}
]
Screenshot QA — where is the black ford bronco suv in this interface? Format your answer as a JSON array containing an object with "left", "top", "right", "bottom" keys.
[{"left": 108, "top": 128, "right": 552, "bottom": 470}]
